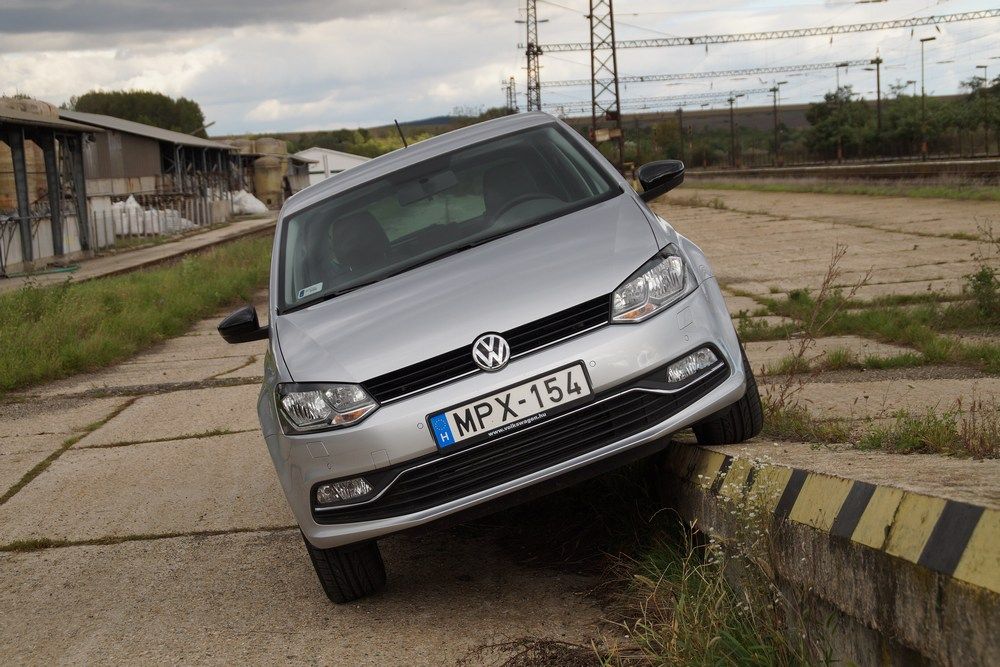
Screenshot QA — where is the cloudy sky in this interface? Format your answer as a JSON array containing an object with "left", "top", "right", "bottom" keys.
[{"left": 1, "top": 0, "right": 997, "bottom": 135}]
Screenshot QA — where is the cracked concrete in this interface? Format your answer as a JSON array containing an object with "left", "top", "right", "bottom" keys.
[
  {"left": 655, "top": 187, "right": 991, "bottom": 302},
  {"left": 74, "top": 384, "right": 260, "bottom": 447},
  {"left": 0, "top": 529, "right": 602, "bottom": 665},
  {"left": 0, "top": 432, "right": 291, "bottom": 543}
]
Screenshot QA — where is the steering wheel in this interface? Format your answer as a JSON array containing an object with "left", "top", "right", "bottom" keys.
[{"left": 488, "top": 193, "right": 563, "bottom": 225}]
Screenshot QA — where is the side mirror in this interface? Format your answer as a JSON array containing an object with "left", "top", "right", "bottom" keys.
[
  {"left": 636, "top": 160, "right": 685, "bottom": 202},
  {"left": 218, "top": 305, "right": 269, "bottom": 344}
]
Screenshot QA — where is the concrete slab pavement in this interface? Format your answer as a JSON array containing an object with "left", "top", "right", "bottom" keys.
[
  {"left": 74, "top": 384, "right": 261, "bottom": 447},
  {"left": 0, "top": 529, "right": 602, "bottom": 665},
  {"left": 0, "top": 396, "right": 130, "bottom": 496},
  {"left": 0, "top": 433, "right": 289, "bottom": 544},
  {"left": 655, "top": 189, "right": 986, "bottom": 301}
]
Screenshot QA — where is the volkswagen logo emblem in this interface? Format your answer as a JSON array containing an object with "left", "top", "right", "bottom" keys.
[{"left": 472, "top": 333, "right": 510, "bottom": 372}]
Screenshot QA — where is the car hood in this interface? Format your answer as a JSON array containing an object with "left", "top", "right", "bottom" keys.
[{"left": 275, "top": 194, "right": 659, "bottom": 383}]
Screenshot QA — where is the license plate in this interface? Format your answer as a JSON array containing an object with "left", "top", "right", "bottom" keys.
[{"left": 427, "top": 362, "right": 593, "bottom": 449}]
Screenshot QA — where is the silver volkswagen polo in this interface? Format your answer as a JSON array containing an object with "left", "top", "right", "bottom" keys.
[{"left": 219, "top": 112, "right": 762, "bottom": 603}]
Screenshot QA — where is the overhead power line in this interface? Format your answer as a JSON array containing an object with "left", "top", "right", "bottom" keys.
[
  {"left": 535, "top": 9, "right": 1000, "bottom": 52},
  {"left": 543, "top": 59, "right": 872, "bottom": 87},
  {"left": 543, "top": 87, "right": 772, "bottom": 110}
]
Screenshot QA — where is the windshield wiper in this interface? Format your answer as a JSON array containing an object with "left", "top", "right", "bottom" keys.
[{"left": 397, "top": 234, "right": 504, "bottom": 274}]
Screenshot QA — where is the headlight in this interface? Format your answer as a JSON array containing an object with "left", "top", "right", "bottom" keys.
[
  {"left": 612, "top": 247, "right": 688, "bottom": 322},
  {"left": 276, "top": 383, "right": 377, "bottom": 433}
]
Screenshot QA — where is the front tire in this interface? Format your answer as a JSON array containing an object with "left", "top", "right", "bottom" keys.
[
  {"left": 692, "top": 348, "right": 763, "bottom": 445},
  {"left": 302, "top": 534, "right": 387, "bottom": 604}
]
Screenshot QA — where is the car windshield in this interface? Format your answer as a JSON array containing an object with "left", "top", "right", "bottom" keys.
[{"left": 278, "top": 124, "right": 618, "bottom": 311}]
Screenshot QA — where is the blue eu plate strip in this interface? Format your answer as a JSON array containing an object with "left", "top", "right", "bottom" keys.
[{"left": 429, "top": 413, "right": 456, "bottom": 448}]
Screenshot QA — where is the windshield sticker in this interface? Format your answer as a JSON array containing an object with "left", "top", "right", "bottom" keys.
[{"left": 297, "top": 283, "right": 323, "bottom": 300}]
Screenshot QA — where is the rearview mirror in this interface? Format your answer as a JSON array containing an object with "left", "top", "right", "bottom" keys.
[
  {"left": 218, "top": 305, "right": 269, "bottom": 344},
  {"left": 636, "top": 160, "right": 685, "bottom": 202}
]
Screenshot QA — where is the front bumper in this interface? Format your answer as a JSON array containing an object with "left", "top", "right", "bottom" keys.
[{"left": 264, "top": 277, "right": 743, "bottom": 549}]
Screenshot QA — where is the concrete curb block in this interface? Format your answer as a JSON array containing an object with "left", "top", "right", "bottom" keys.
[{"left": 662, "top": 445, "right": 999, "bottom": 665}]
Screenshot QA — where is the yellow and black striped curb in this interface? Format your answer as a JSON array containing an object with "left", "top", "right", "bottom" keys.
[{"left": 664, "top": 446, "right": 999, "bottom": 595}]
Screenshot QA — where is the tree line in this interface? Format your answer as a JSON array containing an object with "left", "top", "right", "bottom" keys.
[
  {"left": 66, "top": 90, "right": 209, "bottom": 137},
  {"left": 630, "top": 75, "right": 999, "bottom": 167}
]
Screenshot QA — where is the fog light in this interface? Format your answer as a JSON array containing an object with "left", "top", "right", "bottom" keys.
[
  {"left": 315, "top": 477, "right": 374, "bottom": 505},
  {"left": 667, "top": 348, "right": 718, "bottom": 383}
]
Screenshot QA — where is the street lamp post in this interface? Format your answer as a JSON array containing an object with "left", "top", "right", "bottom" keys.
[
  {"left": 866, "top": 55, "right": 884, "bottom": 133},
  {"left": 835, "top": 62, "right": 849, "bottom": 91},
  {"left": 770, "top": 81, "right": 787, "bottom": 165},
  {"left": 728, "top": 93, "right": 745, "bottom": 168},
  {"left": 920, "top": 36, "right": 936, "bottom": 159},
  {"left": 977, "top": 65, "right": 989, "bottom": 155}
]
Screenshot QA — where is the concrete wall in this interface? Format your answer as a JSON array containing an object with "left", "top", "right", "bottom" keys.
[
  {"left": 1, "top": 213, "right": 86, "bottom": 272},
  {"left": 661, "top": 445, "right": 999, "bottom": 666}
]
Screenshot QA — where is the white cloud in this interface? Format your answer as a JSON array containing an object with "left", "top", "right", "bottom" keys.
[{"left": 0, "top": 0, "right": 997, "bottom": 132}]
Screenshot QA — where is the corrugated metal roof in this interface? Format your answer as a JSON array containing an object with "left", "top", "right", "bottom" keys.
[
  {"left": 294, "top": 146, "right": 371, "bottom": 162},
  {"left": 59, "top": 110, "right": 233, "bottom": 149},
  {"left": 0, "top": 107, "right": 103, "bottom": 132}
]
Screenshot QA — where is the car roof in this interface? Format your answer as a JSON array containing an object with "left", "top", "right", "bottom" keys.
[{"left": 279, "top": 112, "right": 561, "bottom": 218}]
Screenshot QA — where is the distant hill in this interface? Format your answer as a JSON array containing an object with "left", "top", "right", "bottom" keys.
[{"left": 215, "top": 107, "right": 515, "bottom": 158}]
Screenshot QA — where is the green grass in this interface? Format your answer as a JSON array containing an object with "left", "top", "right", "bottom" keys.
[
  {"left": 761, "top": 290, "right": 1000, "bottom": 373},
  {"left": 735, "top": 314, "right": 797, "bottom": 342},
  {"left": 687, "top": 178, "right": 1000, "bottom": 203},
  {"left": 0, "top": 235, "right": 271, "bottom": 395},
  {"left": 608, "top": 530, "right": 804, "bottom": 666},
  {"left": 765, "top": 349, "right": 926, "bottom": 375},
  {"left": 857, "top": 402, "right": 999, "bottom": 459},
  {"left": 858, "top": 410, "right": 961, "bottom": 456},
  {"left": 763, "top": 397, "right": 999, "bottom": 458},
  {"left": 761, "top": 402, "right": 852, "bottom": 444}
]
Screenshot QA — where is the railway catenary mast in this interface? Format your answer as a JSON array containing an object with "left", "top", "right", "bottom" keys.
[
  {"left": 502, "top": 76, "right": 518, "bottom": 112},
  {"left": 588, "top": 0, "right": 624, "bottom": 170},
  {"left": 521, "top": 0, "right": 544, "bottom": 111}
]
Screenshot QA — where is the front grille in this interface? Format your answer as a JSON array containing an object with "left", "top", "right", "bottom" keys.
[
  {"left": 315, "top": 363, "right": 727, "bottom": 524},
  {"left": 362, "top": 295, "right": 610, "bottom": 403}
]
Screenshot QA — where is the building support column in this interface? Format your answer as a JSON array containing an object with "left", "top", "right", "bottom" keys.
[
  {"left": 67, "top": 134, "right": 91, "bottom": 251},
  {"left": 6, "top": 127, "right": 33, "bottom": 265},
  {"left": 35, "top": 130, "right": 64, "bottom": 257}
]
